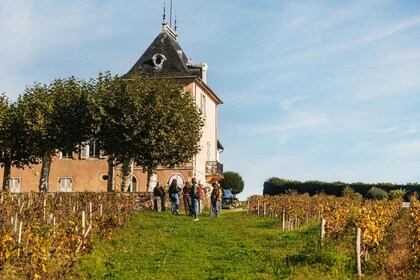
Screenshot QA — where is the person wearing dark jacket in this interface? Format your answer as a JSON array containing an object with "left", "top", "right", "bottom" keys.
[
  {"left": 183, "top": 182, "right": 192, "bottom": 215},
  {"left": 210, "top": 182, "right": 218, "bottom": 217},
  {"left": 168, "top": 179, "right": 181, "bottom": 215},
  {"left": 190, "top": 178, "right": 199, "bottom": 221},
  {"left": 153, "top": 182, "right": 165, "bottom": 212}
]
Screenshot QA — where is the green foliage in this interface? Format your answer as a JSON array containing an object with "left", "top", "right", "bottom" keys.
[
  {"left": 263, "top": 177, "right": 417, "bottom": 199},
  {"left": 341, "top": 186, "right": 363, "bottom": 201},
  {"left": 366, "top": 187, "right": 389, "bottom": 200},
  {"left": 389, "top": 189, "right": 406, "bottom": 200},
  {"left": 0, "top": 93, "right": 7, "bottom": 136},
  {"left": 130, "top": 75, "right": 204, "bottom": 173},
  {"left": 0, "top": 94, "right": 9, "bottom": 163},
  {"left": 0, "top": 94, "right": 35, "bottom": 191},
  {"left": 95, "top": 73, "right": 204, "bottom": 189},
  {"left": 16, "top": 77, "right": 96, "bottom": 191},
  {"left": 341, "top": 186, "right": 355, "bottom": 197},
  {"left": 95, "top": 72, "right": 144, "bottom": 164},
  {"left": 219, "top": 171, "right": 244, "bottom": 194},
  {"left": 0, "top": 94, "right": 10, "bottom": 190}
]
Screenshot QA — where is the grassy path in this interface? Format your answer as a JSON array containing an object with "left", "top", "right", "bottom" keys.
[
  {"left": 70, "top": 210, "right": 355, "bottom": 279},
  {"left": 364, "top": 208, "right": 413, "bottom": 279}
]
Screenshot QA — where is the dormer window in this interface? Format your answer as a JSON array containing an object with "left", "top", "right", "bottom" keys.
[{"left": 152, "top": 54, "right": 167, "bottom": 67}]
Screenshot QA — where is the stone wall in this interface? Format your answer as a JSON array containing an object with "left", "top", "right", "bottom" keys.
[{"left": 131, "top": 192, "right": 154, "bottom": 210}]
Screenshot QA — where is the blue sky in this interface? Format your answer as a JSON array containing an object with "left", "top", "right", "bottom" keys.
[{"left": 1, "top": 1, "right": 420, "bottom": 199}]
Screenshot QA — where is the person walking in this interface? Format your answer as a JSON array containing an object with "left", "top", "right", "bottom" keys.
[
  {"left": 210, "top": 182, "right": 218, "bottom": 217},
  {"left": 153, "top": 182, "right": 165, "bottom": 212},
  {"left": 190, "top": 178, "right": 199, "bottom": 221},
  {"left": 168, "top": 179, "right": 181, "bottom": 215},
  {"left": 183, "top": 182, "right": 192, "bottom": 215}
]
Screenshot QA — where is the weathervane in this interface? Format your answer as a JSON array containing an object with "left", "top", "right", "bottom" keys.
[{"left": 163, "top": 0, "right": 167, "bottom": 25}]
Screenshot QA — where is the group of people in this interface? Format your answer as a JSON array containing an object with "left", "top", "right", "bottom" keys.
[{"left": 153, "top": 178, "right": 224, "bottom": 221}]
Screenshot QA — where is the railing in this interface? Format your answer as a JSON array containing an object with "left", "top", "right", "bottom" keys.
[{"left": 205, "top": 161, "right": 223, "bottom": 176}]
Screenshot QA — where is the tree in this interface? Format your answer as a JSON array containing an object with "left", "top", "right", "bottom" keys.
[
  {"left": 0, "top": 94, "right": 11, "bottom": 190},
  {"left": 219, "top": 171, "right": 244, "bottom": 195},
  {"left": 95, "top": 72, "right": 145, "bottom": 191},
  {"left": 132, "top": 75, "right": 204, "bottom": 191},
  {"left": 16, "top": 77, "right": 95, "bottom": 192},
  {"left": 0, "top": 95, "right": 34, "bottom": 191},
  {"left": 96, "top": 74, "right": 204, "bottom": 192},
  {"left": 366, "top": 187, "right": 389, "bottom": 200},
  {"left": 389, "top": 189, "right": 406, "bottom": 200}
]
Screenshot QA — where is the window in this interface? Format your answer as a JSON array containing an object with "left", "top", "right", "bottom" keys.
[
  {"left": 10, "top": 178, "right": 20, "bottom": 193},
  {"left": 128, "top": 176, "right": 137, "bottom": 192},
  {"left": 152, "top": 54, "right": 167, "bottom": 67},
  {"left": 59, "top": 178, "right": 72, "bottom": 192},
  {"left": 80, "top": 139, "right": 104, "bottom": 159},
  {"left": 201, "top": 94, "right": 207, "bottom": 116},
  {"left": 168, "top": 173, "right": 185, "bottom": 188},
  {"left": 60, "top": 149, "right": 73, "bottom": 159},
  {"left": 207, "top": 141, "right": 211, "bottom": 161},
  {"left": 88, "top": 139, "right": 101, "bottom": 158}
]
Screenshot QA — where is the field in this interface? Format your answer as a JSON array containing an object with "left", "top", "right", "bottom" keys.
[{"left": 70, "top": 210, "right": 354, "bottom": 279}]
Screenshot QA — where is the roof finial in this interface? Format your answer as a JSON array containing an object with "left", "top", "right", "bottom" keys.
[
  {"left": 174, "top": 13, "right": 177, "bottom": 34},
  {"left": 162, "top": 0, "right": 167, "bottom": 26}
]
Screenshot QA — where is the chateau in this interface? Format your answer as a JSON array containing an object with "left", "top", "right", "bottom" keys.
[{"left": 0, "top": 13, "right": 224, "bottom": 193}]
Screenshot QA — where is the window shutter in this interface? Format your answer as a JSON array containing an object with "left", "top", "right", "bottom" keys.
[{"left": 80, "top": 142, "right": 89, "bottom": 159}]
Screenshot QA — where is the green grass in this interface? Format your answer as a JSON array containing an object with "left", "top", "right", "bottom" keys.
[{"left": 70, "top": 210, "right": 356, "bottom": 279}]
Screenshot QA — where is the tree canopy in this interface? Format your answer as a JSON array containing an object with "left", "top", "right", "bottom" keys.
[
  {"left": 0, "top": 94, "right": 35, "bottom": 191},
  {"left": 220, "top": 171, "right": 244, "bottom": 195},
  {"left": 0, "top": 94, "right": 10, "bottom": 190},
  {"left": 95, "top": 73, "right": 204, "bottom": 191},
  {"left": 16, "top": 77, "right": 96, "bottom": 192},
  {"left": 130, "top": 75, "right": 204, "bottom": 173},
  {"left": 1, "top": 73, "right": 204, "bottom": 193}
]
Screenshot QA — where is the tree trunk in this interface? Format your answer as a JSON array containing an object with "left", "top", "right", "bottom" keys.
[
  {"left": 107, "top": 157, "right": 115, "bottom": 192},
  {"left": 2, "top": 160, "right": 11, "bottom": 192},
  {"left": 146, "top": 170, "right": 157, "bottom": 192},
  {"left": 39, "top": 153, "right": 52, "bottom": 193},
  {"left": 121, "top": 158, "right": 134, "bottom": 192}
]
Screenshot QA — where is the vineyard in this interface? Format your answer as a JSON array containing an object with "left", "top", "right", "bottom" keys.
[
  {"left": 247, "top": 193, "right": 420, "bottom": 277},
  {"left": 0, "top": 192, "right": 148, "bottom": 279},
  {"left": 2, "top": 191, "right": 420, "bottom": 278}
]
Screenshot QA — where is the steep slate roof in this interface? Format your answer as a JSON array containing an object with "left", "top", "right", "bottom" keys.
[
  {"left": 124, "top": 24, "right": 222, "bottom": 105},
  {"left": 125, "top": 26, "right": 202, "bottom": 78}
]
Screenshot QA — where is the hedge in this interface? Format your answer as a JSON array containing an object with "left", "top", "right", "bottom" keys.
[{"left": 263, "top": 177, "right": 420, "bottom": 199}]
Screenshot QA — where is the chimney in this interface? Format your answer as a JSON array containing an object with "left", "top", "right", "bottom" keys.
[{"left": 201, "top": 63, "right": 208, "bottom": 83}]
